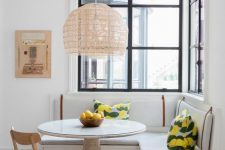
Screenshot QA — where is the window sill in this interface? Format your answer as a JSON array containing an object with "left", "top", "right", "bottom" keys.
[
  {"left": 183, "top": 92, "right": 204, "bottom": 102},
  {"left": 188, "top": 91, "right": 204, "bottom": 97}
]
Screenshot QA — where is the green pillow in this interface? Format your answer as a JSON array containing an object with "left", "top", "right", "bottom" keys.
[
  {"left": 93, "top": 99, "right": 131, "bottom": 120},
  {"left": 167, "top": 109, "right": 198, "bottom": 150}
]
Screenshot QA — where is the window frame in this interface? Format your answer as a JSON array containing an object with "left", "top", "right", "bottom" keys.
[
  {"left": 78, "top": 0, "right": 183, "bottom": 92},
  {"left": 188, "top": 0, "right": 204, "bottom": 94}
]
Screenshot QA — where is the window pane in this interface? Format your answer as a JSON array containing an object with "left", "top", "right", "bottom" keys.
[
  {"left": 80, "top": 52, "right": 127, "bottom": 89},
  {"left": 190, "top": 1, "right": 199, "bottom": 46},
  {"left": 81, "top": 0, "right": 128, "bottom": 5},
  {"left": 113, "top": 8, "right": 128, "bottom": 24},
  {"left": 133, "top": 8, "right": 179, "bottom": 47},
  {"left": 132, "top": 50, "right": 178, "bottom": 89},
  {"left": 199, "top": 49, "right": 204, "bottom": 92},
  {"left": 77, "top": 0, "right": 181, "bottom": 91},
  {"left": 200, "top": 0, "right": 205, "bottom": 45},
  {"left": 132, "top": 0, "right": 179, "bottom": 5},
  {"left": 189, "top": 48, "right": 198, "bottom": 91},
  {"left": 199, "top": 0, "right": 205, "bottom": 93}
]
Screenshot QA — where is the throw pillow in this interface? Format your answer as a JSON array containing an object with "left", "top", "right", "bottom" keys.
[
  {"left": 167, "top": 109, "right": 198, "bottom": 150},
  {"left": 93, "top": 99, "right": 131, "bottom": 120}
]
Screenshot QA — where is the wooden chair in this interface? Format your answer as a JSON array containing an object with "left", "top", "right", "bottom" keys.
[{"left": 10, "top": 127, "right": 41, "bottom": 150}]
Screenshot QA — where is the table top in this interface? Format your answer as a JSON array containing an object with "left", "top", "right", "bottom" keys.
[{"left": 38, "top": 119, "right": 146, "bottom": 139}]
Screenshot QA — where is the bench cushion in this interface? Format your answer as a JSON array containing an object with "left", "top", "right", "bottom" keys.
[
  {"left": 167, "top": 109, "right": 198, "bottom": 149},
  {"left": 93, "top": 99, "right": 131, "bottom": 120},
  {"left": 134, "top": 132, "right": 168, "bottom": 150},
  {"left": 41, "top": 132, "right": 167, "bottom": 150},
  {"left": 176, "top": 95, "right": 213, "bottom": 150}
]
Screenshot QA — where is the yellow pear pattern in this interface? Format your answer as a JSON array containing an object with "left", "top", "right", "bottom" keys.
[
  {"left": 167, "top": 109, "right": 198, "bottom": 150},
  {"left": 93, "top": 99, "right": 131, "bottom": 120}
]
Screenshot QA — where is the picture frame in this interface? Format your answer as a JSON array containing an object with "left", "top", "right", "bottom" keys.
[{"left": 15, "top": 30, "right": 51, "bottom": 78}]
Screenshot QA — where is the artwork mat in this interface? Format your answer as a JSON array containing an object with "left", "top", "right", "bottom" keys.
[{"left": 15, "top": 30, "right": 51, "bottom": 78}]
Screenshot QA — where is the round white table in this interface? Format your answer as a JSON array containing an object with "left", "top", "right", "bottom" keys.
[{"left": 38, "top": 119, "right": 146, "bottom": 150}]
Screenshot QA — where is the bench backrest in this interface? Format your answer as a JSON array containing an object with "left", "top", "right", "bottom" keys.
[
  {"left": 52, "top": 93, "right": 181, "bottom": 129},
  {"left": 176, "top": 94, "right": 213, "bottom": 150}
]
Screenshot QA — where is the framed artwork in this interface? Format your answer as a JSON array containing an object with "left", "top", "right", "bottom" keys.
[{"left": 15, "top": 30, "right": 51, "bottom": 78}]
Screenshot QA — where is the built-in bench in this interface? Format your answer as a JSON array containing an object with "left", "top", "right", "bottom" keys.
[{"left": 40, "top": 93, "right": 213, "bottom": 150}]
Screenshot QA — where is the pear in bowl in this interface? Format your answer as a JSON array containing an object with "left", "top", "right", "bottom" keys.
[{"left": 80, "top": 110, "right": 104, "bottom": 127}]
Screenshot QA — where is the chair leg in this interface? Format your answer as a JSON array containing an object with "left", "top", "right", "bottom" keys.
[
  {"left": 10, "top": 130, "right": 18, "bottom": 150},
  {"left": 31, "top": 143, "right": 38, "bottom": 150}
]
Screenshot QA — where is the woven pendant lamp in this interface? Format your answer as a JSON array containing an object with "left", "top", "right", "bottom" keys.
[{"left": 63, "top": 2, "right": 128, "bottom": 56}]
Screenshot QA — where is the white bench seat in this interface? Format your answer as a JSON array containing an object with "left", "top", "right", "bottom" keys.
[{"left": 41, "top": 132, "right": 168, "bottom": 150}]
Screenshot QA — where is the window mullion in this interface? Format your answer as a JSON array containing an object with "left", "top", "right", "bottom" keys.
[
  {"left": 127, "top": 0, "right": 132, "bottom": 91},
  {"left": 188, "top": 0, "right": 191, "bottom": 91},
  {"left": 178, "top": 0, "right": 183, "bottom": 92}
]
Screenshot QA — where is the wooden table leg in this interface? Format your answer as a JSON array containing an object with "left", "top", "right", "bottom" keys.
[{"left": 83, "top": 138, "right": 101, "bottom": 150}]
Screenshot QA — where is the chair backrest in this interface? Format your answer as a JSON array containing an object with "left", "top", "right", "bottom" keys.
[{"left": 10, "top": 128, "right": 41, "bottom": 150}]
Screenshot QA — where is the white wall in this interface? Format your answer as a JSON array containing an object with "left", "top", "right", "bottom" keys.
[
  {"left": 205, "top": 0, "right": 225, "bottom": 149},
  {"left": 0, "top": 0, "right": 69, "bottom": 148},
  {"left": 0, "top": 0, "right": 4, "bottom": 147}
]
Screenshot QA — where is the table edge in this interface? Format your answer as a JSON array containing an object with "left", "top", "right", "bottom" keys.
[{"left": 38, "top": 127, "right": 146, "bottom": 139}]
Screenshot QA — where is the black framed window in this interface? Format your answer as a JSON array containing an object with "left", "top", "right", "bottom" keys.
[
  {"left": 78, "top": 0, "right": 182, "bottom": 92},
  {"left": 189, "top": 0, "right": 204, "bottom": 94}
]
